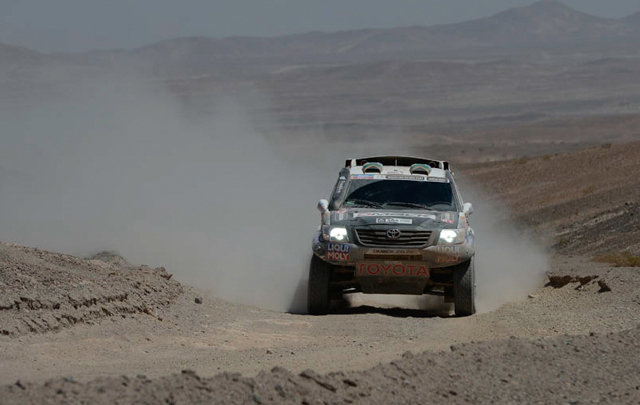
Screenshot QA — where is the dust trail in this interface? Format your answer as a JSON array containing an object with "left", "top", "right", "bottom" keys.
[
  {"left": 341, "top": 169, "right": 549, "bottom": 314},
  {"left": 0, "top": 75, "right": 409, "bottom": 313},
  {"left": 0, "top": 77, "right": 328, "bottom": 312},
  {"left": 457, "top": 180, "right": 549, "bottom": 313},
  {"left": 0, "top": 72, "right": 546, "bottom": 314}
]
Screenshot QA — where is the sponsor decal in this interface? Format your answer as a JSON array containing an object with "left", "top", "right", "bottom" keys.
[
  {"left": 351, "top": 174, "right": 449, "bottom": 183},
  {"left": 384, "top": 174, "right": 425, "bottom": 181},
  {"left": 434, "top": 245, "right": 461, "bottom": 253},
  {"left": 375, "top": 218, "right": 412, "bottom": 224},
  {"left": 441, "top": 212, "right": 454, "bottom": 224},
  {"left": 327, "top": 243, "right": 350, "bottom": 261},
  {"left": 367, "top": 249, "right": 421, "bottom": 255},
  {"left": 354, "top": 212, "right": 436, "bottom": 220},
  {"left": 434, "top": 245, "right": 460, "bottom": 263},
  {"left": 335, "top": 179, "right": 346, "bottom": 194},
  {"left": 436, "top": 255, "right": 461, "bottom": 263},
  {"left": 357, "top": 262, "right": 429, "bottom": 277},
  {"left": 426, "top": 177, "right": 449, "bottom": 183}
]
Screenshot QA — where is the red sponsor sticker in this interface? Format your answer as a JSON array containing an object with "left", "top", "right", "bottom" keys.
[
  {"left": 356, "top": 262, "right": 429, "bottom": 277},
  {"left": 327, "top": 251, "right": 350, "bottom": 261}
]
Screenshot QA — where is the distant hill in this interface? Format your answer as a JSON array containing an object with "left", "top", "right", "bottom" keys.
[
  {"left": 434, "top": 0, "right": 635, "bottom": 43},
  {"left": 133, "top": 1, "right": 638, "bottom": 60},
  {"left": 1, "top": 0, "right": 639, "bottom": 76},
  {"left": 121, "top": 0, "right": 640, "bottom": 73}
]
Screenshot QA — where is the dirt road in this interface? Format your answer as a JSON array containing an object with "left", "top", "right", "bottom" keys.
[
  {"left": 2, "top": 142, "right": 640, "bottom": 403},
  {"left": 1, "top": 243, "right": 638, "bottom": 387}
]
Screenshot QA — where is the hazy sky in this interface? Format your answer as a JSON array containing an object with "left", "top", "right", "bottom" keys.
[{"left": 1, "top": 0, "right": 638, "bottom": 53}]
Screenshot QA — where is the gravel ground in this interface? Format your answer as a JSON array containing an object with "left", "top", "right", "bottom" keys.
[
  {"left": 2, "top": 325, "right": 639, "bottom": 405},
  {"left": 1, "top": 142, "right": 640, "bottom": 404},
  {"left": 0, "top": 242, "right": 182, "bottom": 336}
]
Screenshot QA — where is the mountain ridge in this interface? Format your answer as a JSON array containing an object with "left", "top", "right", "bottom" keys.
[
  {"left": 1, "top": 1, "right": 639, "bottom": 74},
  {"left": 129, "top": 0, "right": 640, "bottom": 61}
]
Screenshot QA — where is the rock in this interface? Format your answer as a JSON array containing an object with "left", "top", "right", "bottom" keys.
[
  {"left": 194, "top": 297, "right": 203, "bottom": 304},
  {"left": 300, "top": 369, "right": 337, "bottom": 392},
  {"left": 528, "top": 294, "right": 539, "bottom": 299},
  {"left": 266, "top": 349, "right": 273, "bottom": 354},
  {"left": 88, "top": 251, "right": 128, "bottom": 267},
  {"left": 547, "top": 275, "right": 574, "bottom": 288},
  {"left": 598, "top": 280, "right": 611, "bottom": 293}
]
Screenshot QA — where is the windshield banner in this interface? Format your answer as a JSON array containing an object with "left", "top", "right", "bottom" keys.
[
  {"left": 353, "top": 212, "right": 437, "bottom": 220},
  {"left": 351, "top": 174, "right": 448, "bottom": 182}
]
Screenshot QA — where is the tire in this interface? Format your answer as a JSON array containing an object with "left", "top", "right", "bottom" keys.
[
  {"left": 307, "top": 255, "right": 332, "bottom": 315},
  {"left": 453, "top": 256, "right": 476, "bottom": 317}
]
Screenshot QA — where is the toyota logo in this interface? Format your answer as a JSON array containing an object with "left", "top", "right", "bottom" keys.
[{"left": 386, "top": 229, "right": 402, "bottom": 239}]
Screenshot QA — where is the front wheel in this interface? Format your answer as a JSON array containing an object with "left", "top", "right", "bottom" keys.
[
  {"left": 307, "top": 255, "right": 332, "bottom": 315},
  {"left": 453, "top": 256, "right": 476, "bottom": 317}
]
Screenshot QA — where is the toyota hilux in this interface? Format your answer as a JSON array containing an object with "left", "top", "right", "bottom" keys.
[{"left": 309, "top": 156, "right": 476, "bottom": 316}]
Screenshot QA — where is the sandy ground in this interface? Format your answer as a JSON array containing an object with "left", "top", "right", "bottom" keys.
[
  {"left": 1, "top": 142, "right": 640, "bottom": 403},
  {"left": 1, "top": 248, "right": 638, "bottom": 385},
  {"left": 1, "top": 254, "right": 640, "bottom": 404},
  {"left": 4, "top": 326, "right": 640, "bottom": 404}
]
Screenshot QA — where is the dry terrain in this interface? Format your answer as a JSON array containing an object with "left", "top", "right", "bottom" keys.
[
  {"left": 2, "top": 2, "right": 640, "bottom": 403},
  {"left": 2, "top": 140, "right": 640, "bottom": 404}
]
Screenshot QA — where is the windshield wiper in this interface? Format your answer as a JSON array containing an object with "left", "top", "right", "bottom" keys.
[
  {"left": 345, "top": 199, "right": 384, "bottom": 208},
  {"left": 384, "top": 201, "right": 430, "bottom": 209}
]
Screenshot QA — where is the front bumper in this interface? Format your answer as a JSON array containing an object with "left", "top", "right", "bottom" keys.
[{"left": 312, "top": 231, "right": 475, "bottom": 269}]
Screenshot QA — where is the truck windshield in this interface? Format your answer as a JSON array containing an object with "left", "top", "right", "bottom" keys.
[{"left": 342, "top": 179, "right": 456, "bottom": 211}]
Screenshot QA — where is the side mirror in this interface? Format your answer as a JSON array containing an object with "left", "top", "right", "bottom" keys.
[
  {"left": 463, "top": 202, "right": 474, "bottom": 217},
  {"left": 317, "top": 199, "right": 329, "bottom": 213},
  {"left": 317, "top": 199, "right": 330, "bottom": 225}
]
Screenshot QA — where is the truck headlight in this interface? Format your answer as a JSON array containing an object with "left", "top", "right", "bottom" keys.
[
  {"left": 329, "top": 227, "right": 349, "bottom": 242},
  {"left": 438, "top": 229, "right": 465, "bottom": 245}
]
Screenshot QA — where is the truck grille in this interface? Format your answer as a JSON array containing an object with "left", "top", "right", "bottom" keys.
[{"left": 355, "top": 228, "right": 433, "bottom": 248}]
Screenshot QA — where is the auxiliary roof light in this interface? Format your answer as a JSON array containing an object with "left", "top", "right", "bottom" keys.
[
  {"left": 409, "top": 163, "right": 431, "bottom": 175},
  {"left": 362, "top": 162, "right": 384, "bottom": 173}
]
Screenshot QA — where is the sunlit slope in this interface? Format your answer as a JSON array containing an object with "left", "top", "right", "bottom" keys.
[{"left": 461, "top": 141, "right": 640, "bottom": 254}]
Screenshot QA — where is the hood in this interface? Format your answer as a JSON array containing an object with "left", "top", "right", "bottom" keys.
[{"left": 330, "top": 208, "right": 459, "bottom": 229}]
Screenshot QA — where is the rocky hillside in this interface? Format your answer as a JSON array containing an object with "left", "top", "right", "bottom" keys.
[{"left": 461, "top": 140, "right": 640, "bottom": 255}]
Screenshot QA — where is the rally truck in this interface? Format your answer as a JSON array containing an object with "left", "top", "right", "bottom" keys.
[{"left": 309, "top": 156, "right": 476, "bottom": 316}]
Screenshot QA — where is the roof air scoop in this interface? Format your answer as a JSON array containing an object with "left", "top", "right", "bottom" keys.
[
  {"left": 410, "top": 163, "right": 431, "bottom": 175},
  {"left": 362, "top": 162, "right": 383, "bottom": 173}
]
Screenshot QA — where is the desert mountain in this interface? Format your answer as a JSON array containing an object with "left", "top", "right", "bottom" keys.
[
  {"left": 1, "top": 1, "right": 639, "bottom": 75},
  {"left": 142, "top": 1, "right": 639, "bottom": 56},
  {"left": 435, "top": 0, "right": 634, "bottom": 43},
  {"left": 120, "top": 0, "right": 640, "bottom": 73}
]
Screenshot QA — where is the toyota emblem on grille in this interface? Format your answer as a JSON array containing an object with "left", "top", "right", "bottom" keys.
[{"left": 386, "top": 229, "right": 402, "bottom": 239}]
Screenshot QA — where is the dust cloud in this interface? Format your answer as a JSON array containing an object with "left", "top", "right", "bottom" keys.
[
  {"left": 0, "top": 73, "right": 546, "bottom": 315},
  {"left": 458, "top": 182, "right": 549, "bottom": 313},
  {"left": 0, "top": 76, "right": 332, "bottom": 313},
  {"left": 0, "top": 75, "right": 404, "bottom": 314}
]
